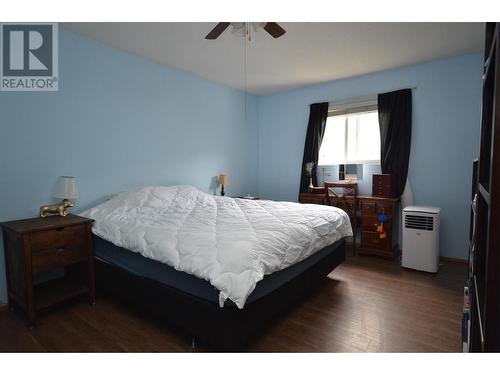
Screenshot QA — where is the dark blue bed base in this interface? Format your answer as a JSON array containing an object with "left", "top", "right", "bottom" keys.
[{"left": 93, "top": 236, "right": 346, "bottom": 350}]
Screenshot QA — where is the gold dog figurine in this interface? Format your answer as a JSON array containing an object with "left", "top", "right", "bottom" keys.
[{"left": 39, "top": 199, "right": 74, "bottom": 218}]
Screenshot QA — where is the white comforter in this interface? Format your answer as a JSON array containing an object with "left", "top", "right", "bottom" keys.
[{"left": 81, "top": 185, "right": 352, "bottom": 308}]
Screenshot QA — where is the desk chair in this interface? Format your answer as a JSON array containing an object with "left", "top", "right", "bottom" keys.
[{"left": 324, "top": 181, "right": 359, "bottom": 252}]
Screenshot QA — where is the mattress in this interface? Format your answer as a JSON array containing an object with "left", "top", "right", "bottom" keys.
[
  {"left": 82, "top": 185, "right": 352, "bottom": 308},
  {"left": 93, "top": 235, "right": 346, "bottom": 307}
]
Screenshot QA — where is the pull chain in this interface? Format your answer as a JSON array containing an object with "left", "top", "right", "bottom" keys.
[{"left": 243, "top": 23, "right": 248, "bottom": 120}]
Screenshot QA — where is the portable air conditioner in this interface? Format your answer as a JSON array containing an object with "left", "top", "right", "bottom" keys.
[{"left": 402, "top": 206, "right": 441, "bottom": 273}]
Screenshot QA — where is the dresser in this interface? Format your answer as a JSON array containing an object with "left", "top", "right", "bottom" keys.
[
  {"left": 1, "top": 214, "right": 95, "bottom": 327},
  {"left": 357, "top": 196, "right": 399, "bottom": 259},
  {"left": 299, "top": 191, "right": 399, "bottom": 259}
]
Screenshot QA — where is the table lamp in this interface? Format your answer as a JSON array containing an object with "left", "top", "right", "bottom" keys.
[
  {"left": 40, "top": 176, "right": 79, "bottom": 217},
  {"left": 218, "top": 174, "right": 228, "bottom": 196}
]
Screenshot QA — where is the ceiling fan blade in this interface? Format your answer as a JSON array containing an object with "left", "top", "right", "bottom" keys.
[
  {"left": 263, "top": 22, "right": 286, "bottom": 38},
  {"left": 205, "top": 22, "right": 231, "bottom": 39}
]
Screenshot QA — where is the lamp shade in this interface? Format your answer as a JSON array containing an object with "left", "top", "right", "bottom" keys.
[
  {"left": 54, "top": 176, "right": 79, "bottom": 200},
  {"left": 218, "top": 174, "right": 228, "bottom": 185}
]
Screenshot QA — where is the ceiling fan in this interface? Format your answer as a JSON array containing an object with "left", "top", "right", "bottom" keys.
[{"left": 205, "top": 22, "right": 286, "bottom": 40}]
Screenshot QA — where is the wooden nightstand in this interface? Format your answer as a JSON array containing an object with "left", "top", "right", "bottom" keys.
[{"left": 1, "top": 214, "right": 95, "bottom": 327}]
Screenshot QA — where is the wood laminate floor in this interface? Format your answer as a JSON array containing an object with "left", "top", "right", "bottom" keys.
[{"left": 0, "top": 254, "right": 466, "bottom": 352}]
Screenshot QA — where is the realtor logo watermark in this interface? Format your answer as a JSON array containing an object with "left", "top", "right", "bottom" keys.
[{"left": 0, "top": 23, "right": 58, "bottom": 91}]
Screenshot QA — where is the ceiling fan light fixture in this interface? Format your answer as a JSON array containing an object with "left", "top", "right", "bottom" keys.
[
  {"left": 252, "top": 22, "right": 266, "bottom": 32},
  {"left": 230, "top": 22, "right": 246, "bottom": 35},
  {"left": 205, "top": 22, "right": 285, "bottom": 40},
  {"left": 230, "top": 23, "right": 266, "bottom": 33}
]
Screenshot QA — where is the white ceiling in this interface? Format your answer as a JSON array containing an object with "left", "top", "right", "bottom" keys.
[{"left": 63, "top": 22, "right": 484, "bottom": 96}]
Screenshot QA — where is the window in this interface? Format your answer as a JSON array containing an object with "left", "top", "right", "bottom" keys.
[{"left": 318, "top": 108, "right": 381, "bottom": 165}]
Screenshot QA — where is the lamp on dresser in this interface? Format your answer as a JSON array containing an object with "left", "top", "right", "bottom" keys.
[{"left": 218, "top": 174, "right": 228, "bottom": 196}]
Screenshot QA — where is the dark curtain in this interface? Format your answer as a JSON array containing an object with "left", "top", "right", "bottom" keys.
[
  {"left": 378, "top": 88, "right": 412, "bottom": 197},
  {"left": 299, "top": 102, "right": 329, "bottom": 195}
]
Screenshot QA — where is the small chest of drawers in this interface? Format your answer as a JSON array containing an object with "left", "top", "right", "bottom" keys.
[
  {"left": 357, "top": 196, "right": 399, "bottom": 259},
  {"left": 372, "top": 174, "right": 396, "bottom": 198},
  {"left": 1, "top": 214, "right": 95, "bottom": 327}
]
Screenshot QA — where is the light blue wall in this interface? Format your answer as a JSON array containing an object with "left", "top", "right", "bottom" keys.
[
  {"left": 0, "top": 30, "right": 258, "bottom": 304},
  {"left": 257, "top": 54, "right": 483, "bottom": 260},
  {"left": 0, "top": 30, "right": 484, "bottom": 305}
]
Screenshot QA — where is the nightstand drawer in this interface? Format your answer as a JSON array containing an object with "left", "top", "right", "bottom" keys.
[
  {"left": 29, "top": 225, "right": 86, "bottom": 253},
  {"left": 31, "top": 244, "right": 87, "bottom": 274}
]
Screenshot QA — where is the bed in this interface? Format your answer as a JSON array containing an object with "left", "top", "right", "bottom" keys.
[{"left": 81, "top": 185, "right": 352, "bottom": 349}]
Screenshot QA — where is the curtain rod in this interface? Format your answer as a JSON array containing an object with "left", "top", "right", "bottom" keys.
[{"left": 313, "top": 86, "right": 417, "bottom": 107}]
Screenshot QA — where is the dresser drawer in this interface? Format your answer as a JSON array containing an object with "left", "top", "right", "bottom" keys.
[
  {"left": 31, "top": 244, "right": 87, "bottom": 274},
  {"left": 29, "top": 224, "right": 87, "bottom": 253},
  {"left": 299, "top": 193, "right": 325, "bottom": 205},
  {"left": 308, "top": 196, "right": 325, "bottom": 204},
  {"left": 361, "top": 230, "right": 393, "bottom": 250},
  {"left": 361, "top": 200, "right": 393, "bottom": 216},
  {"left": 372, "top": 186, "right": 389, "bottom": 196},
  {"left": 362, "top": 215, "right": 392, "bottom": 231}
]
